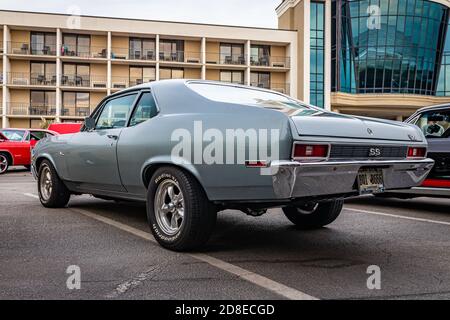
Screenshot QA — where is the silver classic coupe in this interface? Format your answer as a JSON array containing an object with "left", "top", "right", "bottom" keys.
[{"left": 32, "top": 80, "right": 434, "bottom": 251}]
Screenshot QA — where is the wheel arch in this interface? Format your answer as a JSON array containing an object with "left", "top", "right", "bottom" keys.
[
  {"left": 0, "top": 150, "right": 14, "bottom": 166},
  {"left": 34, "top": 154, "right": 58, "bottom": 173},
  {"left": 141, "top": 158, "right": 210, "bottom": 200}
]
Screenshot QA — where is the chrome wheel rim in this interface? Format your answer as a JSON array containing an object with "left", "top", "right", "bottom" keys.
[
  {"left": 296, "top": 203, "right": 319, "bottom": 215},
  {"left": 0, "top": 155, "right": 7, "bottom": 174},
  {"left": 39, "top": 165, "right": 53, "bottom": 201},
  {"left": 154, "top": 179, "right": 185, "bottom": 236}
]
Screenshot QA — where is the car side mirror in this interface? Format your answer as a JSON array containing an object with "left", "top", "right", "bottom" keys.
[{"left": 84, "top": 117, "right": 96, "bottom": 131}]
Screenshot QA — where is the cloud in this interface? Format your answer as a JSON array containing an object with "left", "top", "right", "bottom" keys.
[{"left": 0, "top": 0, "right": 283, "bottom": 28}]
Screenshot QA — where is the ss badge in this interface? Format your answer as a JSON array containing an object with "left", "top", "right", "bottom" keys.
[{"left": 369, "top": 148, "right": 382, "bottom": 157}]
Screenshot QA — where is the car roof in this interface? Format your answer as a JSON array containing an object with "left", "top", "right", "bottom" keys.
[{"left": 415, "top": 103, "right": 450, "bottom": 113}]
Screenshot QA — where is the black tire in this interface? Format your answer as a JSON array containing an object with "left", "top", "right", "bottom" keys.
[
  {"left": 282, "top": 200, "right": 344, "bottom": 229},
  {"left": 37, "top": 160, "right": 71, "bottom": 208},
  {"left": 147, "top": 167, "right": 217, "bottom": 251},
  {"left": 0, "top": 153, "right": 10, "bottom": 175}
]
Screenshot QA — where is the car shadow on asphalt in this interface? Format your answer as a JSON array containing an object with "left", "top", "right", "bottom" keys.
[{"left": 346, "top": 195, "right": 450, "bottom": 217}]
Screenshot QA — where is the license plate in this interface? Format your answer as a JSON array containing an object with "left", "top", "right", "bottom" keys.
[{"left": 357, "top": 168, "right": 385, "bottom": 195}]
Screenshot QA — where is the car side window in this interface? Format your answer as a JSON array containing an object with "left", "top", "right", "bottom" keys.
[
  {"left": 30, "top": 131, "right": 46, "bottom": 141},
  {"left": 415, "top": 110, "right": 450, "bottom": 138},
  {"left": 129, "top": 92, "right": 158, "bottom": 127},
  {"left": 96, "top": 93, "right": 138, "bottom": 130}
]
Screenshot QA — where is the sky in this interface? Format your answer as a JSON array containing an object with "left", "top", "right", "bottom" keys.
[{"left": 0, "top": 0, "right": 284, "bottom": 28}]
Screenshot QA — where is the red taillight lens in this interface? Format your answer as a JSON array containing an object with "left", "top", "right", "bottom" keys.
[
  {"left": 293, "top": 144, "right": 329, "bottom": 159},
  {"left": 407, "top": 147, "right": 426, "bottom": 158}
]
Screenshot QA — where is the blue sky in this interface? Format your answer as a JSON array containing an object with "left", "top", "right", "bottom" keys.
[{"left": 0, "top": 0, "right": 283, "bottom": 28}]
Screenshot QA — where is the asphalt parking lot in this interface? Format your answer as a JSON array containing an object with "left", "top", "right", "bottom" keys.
[{"left": 1, "top": 168, "right": 450, "bottom": 300}]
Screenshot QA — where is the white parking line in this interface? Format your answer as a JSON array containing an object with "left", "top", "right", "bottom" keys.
[
  {"left": 345, "top": 207, "right": 450, "bottom": 226},
  {"left": 22, "top": 193, "right": 317, "bottom": 300}
]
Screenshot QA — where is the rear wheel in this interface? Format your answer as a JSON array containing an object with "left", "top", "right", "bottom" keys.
[
  {"left": 282, "top": 200, "right": 344, "bottom": 229},
  {"left": 0, "top": 153, "right": 9, "bottom": 174},
  {"left": 37, "top": 160, "right": 71, "bottom": 208},
  {"left": 147, "top": 167, "right": 217, "bottom": 251}
]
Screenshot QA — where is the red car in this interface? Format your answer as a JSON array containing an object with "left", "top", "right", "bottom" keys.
[{"left": 0, "top": 128, "right": 57, "bottom": 174}]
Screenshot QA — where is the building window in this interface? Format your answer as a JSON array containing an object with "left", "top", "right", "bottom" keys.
[
  {"left": 31, "top": 32, "right": 56, "bottom": 55},
  {"left": 333, "top": 0, "right": 449, "bottom": 96},
  {"left": 30, "top": 62, "right": 56, "bottom": 85},
  {"left": 130, "top": 67, "right": 156, "bottom": 86},
  {"left": 220, "top": 43, "right": 245, "bottom": 65},
  {"left": 160, "top": 68, "right": 184, "bottom": 80},
  {"left": 310, "top": 1, "right": 325, "bottom": 108},
  {"left": 62, "top": 34, "right": 91, "bottom": 57},
  {"left": 62, "top": 63, "right": 90, "bottom": 87},
  {"left": 129, "top": 38, "right": 156, "bottom": 60},
  {"left": 30, "top": 91, "right": 56, "bottom": 115},
  {"left": 220, "top": 70, "right": 244, "bottom": 84},
  {"left": 62, "top": 92, "right": 90, "bottom": 117},
  {"left": 251, "top": 72, "right": 270, "bottom": 89},
  {"left": 250, "top": 45, "right": 271, "bottom": 66},
  {"left": 159, "top": 40, "right": 184, "bottom": 62},
  {"left": 437, "top": 22, "right": 450, "bottom": 96}
]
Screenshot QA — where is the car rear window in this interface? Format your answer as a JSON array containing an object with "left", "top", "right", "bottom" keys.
[
  {"left": 0, "top": 130, "right": 26, "bottom": 141},
  {"left": 188, "top": 82, "right": 314, "bottom": 115}
]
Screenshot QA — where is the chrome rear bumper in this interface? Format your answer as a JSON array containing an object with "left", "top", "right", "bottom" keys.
[{"left": 271, "top": 159, "right": 435, "bottom": 199}]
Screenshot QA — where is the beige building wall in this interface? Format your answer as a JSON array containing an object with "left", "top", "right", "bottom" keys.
[
  {"left": 206, "top": 42, "right": 220, "bottom": 64},
  {"left": 111, "top": 36, "right": 129, "bottom": 59},
  {"left": 9, "top": 118, "right": 30, "bottom": 128},
  {"left": 185, "top": 68, "right": 201, "bottom": 79},
  {"left": 206, "top": 69, "right": 220, "bottom": 81},
  {"left": 185, "top": 40, "right": 201, "bottom": 62}
]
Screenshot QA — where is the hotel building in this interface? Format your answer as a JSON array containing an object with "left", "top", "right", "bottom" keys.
[{"left": 2, "top": 0, "right": 450, "bottom": 128}]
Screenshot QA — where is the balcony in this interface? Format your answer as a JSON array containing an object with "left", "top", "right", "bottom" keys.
[
  {"left": 0, "top": 41, "right": 3, "bottom": 54},
  {"left": 250, "top": 55, "right": 291, "bottom": 68},
  {"left": 8, "top": 42, "right": 57, "bottom": 56},
  {"left": 61, "top": 106, "right": 91, "bottom": 117},
  {"left": 205, "top": 53, "right": 246, "bottom": 66},
  {"left": 159, "top": 51, "right": 201, "bottom": 64},
  {"left": 61, "top": 45, "right": 107, "bottom": 59},
  {"left": 61, "top": 74, "right": 107, "bottom": 89},
  {"left": 7, "top": 72, "right": 57, "bottom": 86},
  {"left": 8, "top": 103, "right": 56, "bottom": 116},
  {"left": 250, "top": 82, "right": 290, "bottom": 95}
]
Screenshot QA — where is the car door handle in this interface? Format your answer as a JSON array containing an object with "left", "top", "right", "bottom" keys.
[{"left": 107, "top": 134, "right": 119, "bottom": 140}]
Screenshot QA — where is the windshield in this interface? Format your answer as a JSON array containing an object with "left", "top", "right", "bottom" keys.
[
  {"left": 414, "top": 109, "right": 450, "bottom": 138},
  {"left": 188, "top": 82, "right": 316, "bottom": 116},
  {"left": 0, "top": 130, "right": 26, "bottom": 142}
]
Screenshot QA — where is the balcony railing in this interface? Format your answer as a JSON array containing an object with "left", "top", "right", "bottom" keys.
[
  {"left": 159, "top": 51, "right": 201, "bottom": 63},
  {"left": 61, "top": 74, "right": 107, "bottom": 88},
  {"left": 7, "top": 72, "right": 57, "bottom": 86},
  {"left": 8, "top": 42, "right": 57, "bottom": 56},
  {"left": 129, "top": 78, "right": 155, "bottom": 87},
  {"left": 250, "top": 55, "right": 291, "bottom": 68},
  {"left": 61, "top": 106, "right": 91, "bottom": 117},
  {"left": 111, "top": 76, "right": 129, "bottom": 89},
  {"left": 61, "top": 45, "right": 107, "bottom": 59},
  {"left": 205, "top": 53, "right": 246, "bottom": 65},
  {"left": 0, "top": 41, "right": 3, "bottom": 54},
  {"left": 8, "top": 103, "right": 56, "bottom": 116},
  {"left": 250, "top": 82, "right": 290, "bottom": 95}
]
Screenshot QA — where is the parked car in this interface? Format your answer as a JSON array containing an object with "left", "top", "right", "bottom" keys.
[
  {"left": 0, "top": 128, "right": 57, "bottom": 174},
  {"left": 48, "top": 122, "right": 82, "bottom": 135},
  {"left": 386, "top": 104, "right": 450, "bottom": 198},
  {"left": 32, "top": 80, "right": 434, "bottom": 251}
]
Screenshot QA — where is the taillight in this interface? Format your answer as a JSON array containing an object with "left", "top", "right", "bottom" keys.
[
  {"left": 407, "top": 147, "right": 426, "bottom": 159},
  {"left": 293, "top": 144, "right": 329, "bottom": 161}
]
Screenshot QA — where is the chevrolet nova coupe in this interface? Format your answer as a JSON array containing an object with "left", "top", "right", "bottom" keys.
[{"left": 32, "top": 80, "right": 434, "bottom": 251}]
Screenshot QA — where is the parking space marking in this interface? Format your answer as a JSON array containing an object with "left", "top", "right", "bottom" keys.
[
  {"left": 345, "top": 207, "right": 450, "bottom": 226},
  {"left": 22, "top": 193, "right": 317, "bottom": 300}
]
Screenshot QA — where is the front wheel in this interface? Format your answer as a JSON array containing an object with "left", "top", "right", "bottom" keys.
[
  {"left": 147, "top": 167, "right": 217, "bottom": 251},
  {"left": 37, "top": 160, "right": 71, "bottom": 208},
  {"left": 283, "top": 200, "right": 344, "bottom": 229},
  {"left": 0, "top": 153, "right": 10, "bottom": 174}
]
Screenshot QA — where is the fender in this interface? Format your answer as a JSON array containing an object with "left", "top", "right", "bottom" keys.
[{"left": 140, "top": 155, "right": 207, "bottom": 195}]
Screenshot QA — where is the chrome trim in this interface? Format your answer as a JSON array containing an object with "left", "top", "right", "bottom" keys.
[{"left": 271, "top": 158, "right": 435, "bottom": 199}]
